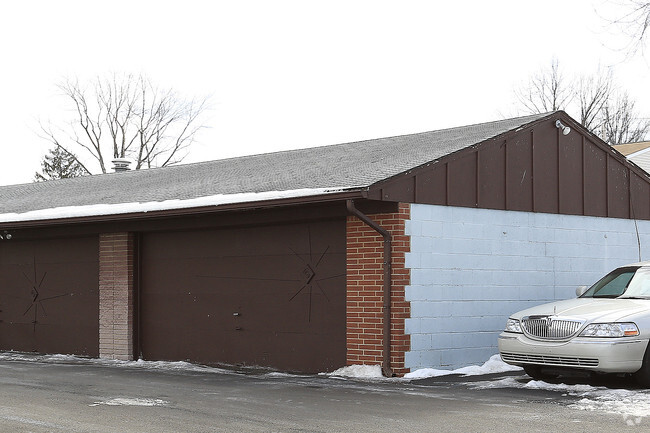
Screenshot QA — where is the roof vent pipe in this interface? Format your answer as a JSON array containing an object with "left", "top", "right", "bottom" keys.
[{"left": 112, "top": 158, "right": 132, "bottom": 172}]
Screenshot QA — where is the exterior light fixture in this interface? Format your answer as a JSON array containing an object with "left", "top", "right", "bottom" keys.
[
  {"left": 1, "top": 230, "right": 12, "bottom": 240},
  {"left": 555, "top": 120, "right": 571, "bottom": 136}
]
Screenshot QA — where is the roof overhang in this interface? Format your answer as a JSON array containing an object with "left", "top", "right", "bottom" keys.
[{"left": 0, "top": 188, "right": 367, "bottom": 230}]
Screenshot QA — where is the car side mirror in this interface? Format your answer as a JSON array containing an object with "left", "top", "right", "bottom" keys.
[{"left": 576, "top": 285, "right": 588, "bottom": 297}]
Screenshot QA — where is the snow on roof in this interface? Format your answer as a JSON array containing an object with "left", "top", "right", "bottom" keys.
[
  {"left": 0, "top": 188, "right": 349, "bottom": 223},
  {"left": 0, "top": 112, "right": 554, "bottom": 224}
]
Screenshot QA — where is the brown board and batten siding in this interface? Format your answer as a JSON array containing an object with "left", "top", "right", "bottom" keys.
[{"left": 368, "top": 113, "right": 650, "bottom": 221}]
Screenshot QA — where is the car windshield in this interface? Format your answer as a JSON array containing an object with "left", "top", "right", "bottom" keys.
[{"left": 581, "top": 266, "right": 650, "bottom": 298}]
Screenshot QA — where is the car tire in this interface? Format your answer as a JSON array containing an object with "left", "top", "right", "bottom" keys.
[
  {"left": 634, "top": 342, "right": 650, "bottom": 387},
  {"left": 523, "top": 365, "right": 556, "bottom": 381}
]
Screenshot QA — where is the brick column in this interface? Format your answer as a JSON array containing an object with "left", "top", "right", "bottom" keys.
[
  {"left": 99, "top": 232, "right": 135, "bottom": 360},
  {"left": 346, "top": 203, "right": 411, "bottom": 376}
]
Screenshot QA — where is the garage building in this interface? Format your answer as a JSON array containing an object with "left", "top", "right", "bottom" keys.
[{"left": 1, "top": 110, "right": 649, "bottom": 375}]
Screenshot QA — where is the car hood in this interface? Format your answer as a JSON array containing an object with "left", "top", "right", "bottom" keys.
[{"left": 511, "top": 298, "right": 650, "bottom": 323}]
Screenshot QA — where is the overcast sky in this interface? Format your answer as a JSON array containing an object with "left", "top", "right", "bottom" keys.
[{"left": 1, "top": 0, "right": 648, "bottom": 186}]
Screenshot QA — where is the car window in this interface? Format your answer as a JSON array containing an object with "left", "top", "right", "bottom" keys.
[
  {"left": 621, "top": 268, "right": 650, "bottom": 298},
  {"left": 581, "top": 267, "right": 638, "bottom": 298}
]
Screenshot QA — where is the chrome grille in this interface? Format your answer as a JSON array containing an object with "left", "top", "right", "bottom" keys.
[
  {"left": 501, "top": 352, "right": 599, "bottom": 367},
  {"left": 521, "top": 316, "right": 583, "bottom": 340}
]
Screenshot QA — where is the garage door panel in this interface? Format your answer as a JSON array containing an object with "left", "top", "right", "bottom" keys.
[
  {"left": 140, "top": 219, "right": 345, "bottom": 373},
  {"left": 0, "top": 237, "right": 99, "bottom": 356}
]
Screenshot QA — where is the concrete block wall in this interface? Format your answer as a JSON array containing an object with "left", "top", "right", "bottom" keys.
[
  {"left": 405, "top": 204, "right": 650, "bottom": 371},
  {"left": 99, "top": 232, "right": 135, "bottom": 361},
  {"left": 346, "top": 203, "right": 411, "bottom": 376}
]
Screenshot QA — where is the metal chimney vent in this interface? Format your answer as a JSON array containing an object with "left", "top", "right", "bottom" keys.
[{"left": 112, "top": 158, "right": 132, "bottom": 172}]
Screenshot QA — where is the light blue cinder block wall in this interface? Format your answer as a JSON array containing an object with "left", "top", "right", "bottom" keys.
[{"left": 405, "top": 204, "right": 650, "bottom": 371}]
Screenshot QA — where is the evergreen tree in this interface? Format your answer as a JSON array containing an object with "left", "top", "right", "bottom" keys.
[{"left": 34, "top": 146, "right": 86, "bottom": 182}]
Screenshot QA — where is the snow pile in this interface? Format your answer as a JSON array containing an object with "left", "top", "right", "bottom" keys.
[
  {"left": 264, "top": 372, "right": 310, "bottom": 379},
  {"left": 326, "top": 354, "right": 522, "bottom": 380},
  {"left": 327, "top": 364, "right": 384, "bottom": 379},
  {"left": 89, "top": 398, "right": 168, "bottom": 407},
  {"left": 404, "top": 354, "right": 522, "bottom": 379},
  {"left": 525, "top": 380, "right": 597, "bottom": 393},
  {"left": 471, "top": 377, "right": 597, "bottom": 393}
]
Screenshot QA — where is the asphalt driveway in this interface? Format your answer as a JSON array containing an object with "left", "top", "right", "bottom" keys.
[{"left": 0, "top": 353, "right": 644, "bottom": 432}]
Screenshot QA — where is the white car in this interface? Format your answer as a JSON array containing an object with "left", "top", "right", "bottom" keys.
[{"left": 499, "top": 261, "right": 650, "bottom": 385}]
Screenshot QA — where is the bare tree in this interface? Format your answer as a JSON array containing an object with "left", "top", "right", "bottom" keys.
[
  {"left": 515, "top": 59, "right": 573, "bottom": 114},
  {"left": 601, "top": 91, "right": 650, "bottom": 145},
  {"left": 575, "top": 69, "right": 612, "bottom": 131},
  {"left": 605, "top": 1, "right": 650, "bottom": 53},
  {"left": 515, "top": 60, "right": 613, "bottom": 129},
  {"left": 514, "top": 59, "right": 648, "bottom": 144},
  {"left": 39, "top": 73, "right": 209, "bottom": 175}
]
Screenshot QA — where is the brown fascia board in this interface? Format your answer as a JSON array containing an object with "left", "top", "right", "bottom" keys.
[
  {"left": 0, "top": 189, "right": 367, "bottom": 230},
  {"left": 367, "top": 111, "right": 650, "bottom": 198}
]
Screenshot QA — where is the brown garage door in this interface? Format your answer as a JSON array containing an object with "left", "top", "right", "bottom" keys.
[
  {"left": 140, "top": 219, "right": 346, "bottom": 373},
  {"left": 0, "top": 236, "right": 99, "bottom": 356}
]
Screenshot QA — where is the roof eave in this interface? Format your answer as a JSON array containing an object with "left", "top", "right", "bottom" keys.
[{"left": 0, "top": 189, "right": 368, "bottom": 230}]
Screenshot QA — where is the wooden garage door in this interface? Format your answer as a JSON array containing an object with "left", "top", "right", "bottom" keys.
[
  {"left": 0, "top": 236, "right": 99, "bottom": 356},
  {"left": 140, "top": 219, "right": 346, "bottom": 373}
]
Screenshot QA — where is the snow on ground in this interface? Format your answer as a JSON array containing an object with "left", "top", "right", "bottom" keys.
[
  {"left": 0, "top": 351, "right": 234, "bottom": 375},
  {"left": 404, "top": 354, "right": 523, "bottom": 379},
  {"left": 326, "top": 364, "right": 384, "bottom": 379},
  {"left": 471, "top": 377, "right": 597, "bottom": 393},
  {"left": 4, "top": 350, "right": 650, "bottom": 420},
  {"left": 89, "top": 398, "right": 168, "bottom": 407},
  {"left": 472, "top": 376, "right": 650, "bottom": 420},
  {"left": 324, "top": 354, "right": 521, "bottom": 380},
  {"left": 0, "top": 351, "right": 518, "bottom": 381}
]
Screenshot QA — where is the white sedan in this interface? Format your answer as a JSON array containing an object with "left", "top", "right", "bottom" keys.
[{"left": 498, "top": 262, "right": 650, "bottom": 385}]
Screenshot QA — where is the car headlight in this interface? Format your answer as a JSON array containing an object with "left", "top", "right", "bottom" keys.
[
  {"left": 579, "top": 323, "right": 640, "bottom": 337},
  {"left": 504, "top": 318, "right": 522, "bottom": 333}
]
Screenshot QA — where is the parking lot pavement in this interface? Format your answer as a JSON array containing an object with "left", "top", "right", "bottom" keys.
[{"left": 0, "top": 353, "right": 646, "bottom": 432}]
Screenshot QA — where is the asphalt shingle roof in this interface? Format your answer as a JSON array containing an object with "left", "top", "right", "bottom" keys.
[
  {"left": 0, "top": 112, "right": 552, "bottom": 218},
  {"left": 613, "top": 141, "right": 650, "bottom": 157}
]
